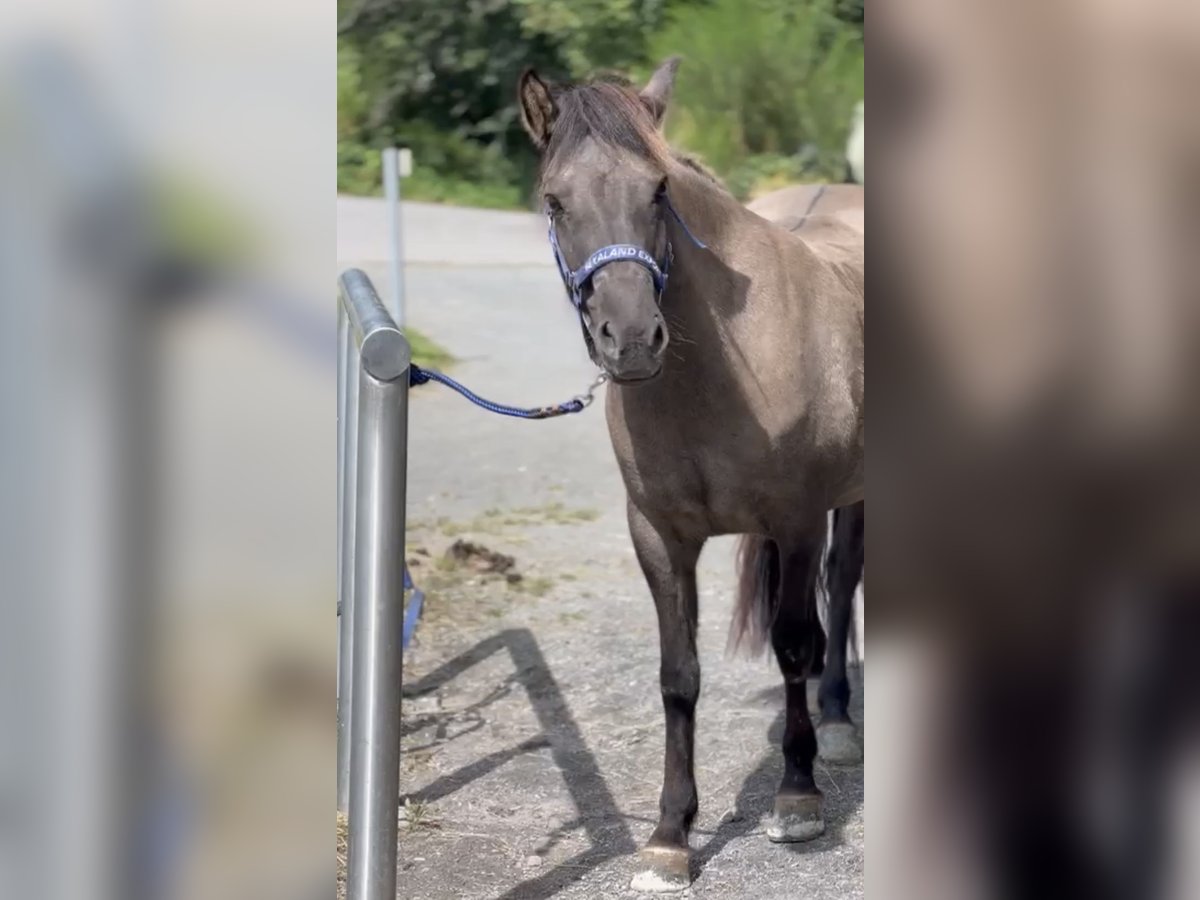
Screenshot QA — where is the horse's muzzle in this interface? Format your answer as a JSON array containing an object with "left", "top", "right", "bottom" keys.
[{"left": 594, "top": 315, "right": 667, "bottom": 383}]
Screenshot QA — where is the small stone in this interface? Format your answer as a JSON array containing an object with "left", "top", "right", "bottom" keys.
[{"left": 523, "top": 855, "right": 543, "bottom": 869}]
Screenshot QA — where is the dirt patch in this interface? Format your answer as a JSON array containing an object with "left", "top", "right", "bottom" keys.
[{"left": 446, "top": 539, "right": 518, "bottom": 579}]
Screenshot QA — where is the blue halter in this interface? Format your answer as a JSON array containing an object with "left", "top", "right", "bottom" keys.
[{"left": 546, "top": 194, "right": 707, "bottom": 312}]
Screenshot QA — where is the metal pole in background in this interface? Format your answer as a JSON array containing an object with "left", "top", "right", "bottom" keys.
[
  {"left": 335, "top": 304, "right": 360, "bottom": 814},
  {"left": 381, "top": 147, "right": 407, "bottom": 326},
  {"left": 340, "top": 270, "right": 410, "bottom": 900}
]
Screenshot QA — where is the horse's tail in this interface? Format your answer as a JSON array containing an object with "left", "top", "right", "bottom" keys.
[
  {"left": 730, "top": 528, "right": 833, "bottom": 657},
  {"left": 730, "top": 536, "right": 781, "bottom": 655}
]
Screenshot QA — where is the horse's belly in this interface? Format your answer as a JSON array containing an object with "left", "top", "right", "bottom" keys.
[{"left": 621, "top": 442, "right": 851, "bottom": 538}]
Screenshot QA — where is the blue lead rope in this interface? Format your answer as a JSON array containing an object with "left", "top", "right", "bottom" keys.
[
  {"left": 402, "top": 568, "right": 425, "bottom": 649},
  {"left": 380, "top": 365, "right": 607, "bottom": 648},
  {"left": 409, "top": 363, "right": 606, "bottom": 420}
]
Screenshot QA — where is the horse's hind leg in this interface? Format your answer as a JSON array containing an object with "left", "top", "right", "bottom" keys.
[
  {"left": 626, "top": 500, "right": 703, "bottom": 893},
  {"left": 817, "top": 501, "right": 864, "bottom": 764},
  {"left": 767, "top": 531, "right": 827, "bottom": 843}
]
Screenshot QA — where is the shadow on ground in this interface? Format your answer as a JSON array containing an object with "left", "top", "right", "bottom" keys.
[
  {"left": 398, "top": 630, "right": 863, "bottom": 898},
  {"left": 403, "top": 628, "right": 637, "bottom": 898}
]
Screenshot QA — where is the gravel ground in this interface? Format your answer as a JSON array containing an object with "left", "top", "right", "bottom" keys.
[{"left": 340, "top": 198, "right": 864, "bottom": 899}]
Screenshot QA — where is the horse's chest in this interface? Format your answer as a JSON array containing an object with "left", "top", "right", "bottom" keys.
[{"left": 611, "top": 416, "right": 801, "bottom": 536}]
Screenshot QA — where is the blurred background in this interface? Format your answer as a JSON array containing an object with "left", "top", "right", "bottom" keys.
[{"left": 337, "top": 0, "right": 864, "bottom": 207}]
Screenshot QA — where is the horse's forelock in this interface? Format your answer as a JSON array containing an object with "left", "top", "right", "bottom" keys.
[{"left": 541, "top": 79, "right": 672, "bottom": 183}]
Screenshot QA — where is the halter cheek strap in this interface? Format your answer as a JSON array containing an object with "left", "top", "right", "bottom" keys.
[{"left": 547, "top": 193, "right": 707, "bottom": 312}]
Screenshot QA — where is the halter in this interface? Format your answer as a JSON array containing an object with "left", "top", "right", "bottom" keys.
[{"left": 546, "top": 193, "right": 707, "bottom": 313}]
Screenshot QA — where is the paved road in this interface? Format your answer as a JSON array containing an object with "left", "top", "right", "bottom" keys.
[
  {"left": 338, "top": 195, "right": 552, "bottom": 267},
  {"left": 332, "top": 195, "right": 864, "bottom": 899}
]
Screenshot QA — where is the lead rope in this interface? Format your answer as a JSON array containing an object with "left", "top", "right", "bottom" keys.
[{"left": 408, "top": 365, "right": 608, "bottom": 420}]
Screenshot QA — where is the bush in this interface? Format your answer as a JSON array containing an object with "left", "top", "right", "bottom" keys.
[
  {"left": 725, "top": 154, "right": 822, "bottom": 201},
  {"left": 338, "top": 127, "right": 526, "bottom": 209},
  {"left": 647, "top": 0, "right": 863, "bottom": 183},
  {"left": 337, "top": 0, "right": 862, "bottom": 206}
]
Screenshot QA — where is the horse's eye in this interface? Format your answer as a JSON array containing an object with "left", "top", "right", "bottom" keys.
[
  {"left": 653, "top": 177, "right": 668, "bottom": 204},
  {"left": 545, "top": 195, "right": 565, "bottom": 217}
]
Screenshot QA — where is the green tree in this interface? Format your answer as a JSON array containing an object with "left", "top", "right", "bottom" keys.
[
  {"left": 647, "top": 0, "right": 863, "bottom": 193},
  {"left": 338, "top": 0, "right": 669, "bottom": 205},
  {"left": 337, "top": 0, "right": 862, "bottom": 205}
]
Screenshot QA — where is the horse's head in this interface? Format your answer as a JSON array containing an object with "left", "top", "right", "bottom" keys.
[{"left": 518, "top": 59, "right": 683, "bottom": 383}]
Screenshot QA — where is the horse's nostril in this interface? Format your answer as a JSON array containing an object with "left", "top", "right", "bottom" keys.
[
  {"left": 651, "top": 323, "right": 666, "bottom": 352},
  {"left": 599, "top": 321, "right": 614, "bottom": 344}
]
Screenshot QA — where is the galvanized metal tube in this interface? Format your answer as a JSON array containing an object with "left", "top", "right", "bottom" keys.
[
  {"left": 345, "top": 352, "right": 410, "bottom": 900},
  {"left": 336, "top": 304, "right": 357, "bottom": 814},
  {"left": 339, "top": 268, "right": 409, "bottom": 382}
]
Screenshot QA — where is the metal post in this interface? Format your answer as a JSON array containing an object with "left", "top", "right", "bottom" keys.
[
  {"left": 382, "top": 147, "right": 406, "bottom": 326},
  {"left": 336, "top": 304, "right": 360, "bottom": 814},
  {"left": 339, "top": 269, "right": 411, "bottom": 900}
]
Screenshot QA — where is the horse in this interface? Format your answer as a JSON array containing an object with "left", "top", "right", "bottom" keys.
[
  {"left": 746, "top": 185, "right": 866, "bottom": 766},
  {"left": 517, "top": 58, "right": 864, "bottom": 891},
  {"left": 675, "top": 161, "right": 868, "bottom": 768}
]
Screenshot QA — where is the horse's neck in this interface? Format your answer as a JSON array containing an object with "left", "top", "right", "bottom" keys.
[{"left": 664, "top": 168, "right": 818, "bottom": 350}]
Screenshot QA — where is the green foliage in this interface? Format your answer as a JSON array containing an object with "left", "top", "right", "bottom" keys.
[
  {"left": 833, "top": 0, "right": 864, "bottom": 27},
  {"left": 338, "top": 0, "right": 862, "bottom": 207},
  {"left": 513, "top": 0, "right": 669, "bottom": 78},
  {"left": 648, "top": 0, "right": 863, "bottom": 185},
  {"left": 724, "top": 154, "right": 816, "bottom": 202},
  {"left": 406, "top": 328, "right": 456, "bottom": 370}
]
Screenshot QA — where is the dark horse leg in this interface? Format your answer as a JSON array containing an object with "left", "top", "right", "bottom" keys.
[
  {"left": 627, "top": 500, "right": 703, "bottom": 892},
  {"left": 817, "top": 501, "right": 864, "bottom": 763},
  {"left": 766, "top": 531, "right": 828, "bottom": 842}
]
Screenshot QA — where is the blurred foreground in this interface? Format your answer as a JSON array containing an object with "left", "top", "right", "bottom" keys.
[
  {"left": 872, "top": 3, "right": 1200, "bottom": 899},
  {"left": 0, "top": 2, "right": 332, "bottom": 899}
]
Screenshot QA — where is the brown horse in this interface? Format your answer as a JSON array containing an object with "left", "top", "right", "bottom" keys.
[
  {"left": 518, "top": 58, "right": 864, "bottom": 891},
  {"left": 749, "top": 184, "right": 866, "bottom": 767}
]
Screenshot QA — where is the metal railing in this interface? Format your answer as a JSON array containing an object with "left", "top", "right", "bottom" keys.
[{"left": 337, "top": 268, "right": 410, "bottom": 900}]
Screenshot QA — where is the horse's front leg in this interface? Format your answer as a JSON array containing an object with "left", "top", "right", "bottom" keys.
[{"left": 627, "top": 499, "right": 703, "bottom": 893}]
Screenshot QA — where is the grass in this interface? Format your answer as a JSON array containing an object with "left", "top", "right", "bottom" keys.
[
  {"left": 416, "top": 504, "right": 601, "bottom": 539},
  {"left": 401, "top": 797, "right": 440, "bottom": 830},
  {"left": 406, "top": 328, "right": 455, "bottom": 370},
  {"left": 511, "top": 575, "right": 555, "bottom": 598}
]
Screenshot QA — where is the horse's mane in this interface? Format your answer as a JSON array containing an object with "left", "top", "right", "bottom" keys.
[
  {"left": 672, "top": 150, "right": 727, "bottom": 191},
  {"left": 541, "top": 75, "right": 730, "bottom": 195}
]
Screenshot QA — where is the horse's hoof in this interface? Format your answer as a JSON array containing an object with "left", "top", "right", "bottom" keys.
[
  {"left": 630, "top": 846, "right": 691, "bottom": 893},
  {"left": 817, "top": 720, "right": 862, "bottom": 765},
  {"left": 766, "top": 793, "right": 825, "bottom": 843}
]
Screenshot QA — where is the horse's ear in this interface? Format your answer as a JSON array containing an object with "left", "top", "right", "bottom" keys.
[
  {"left": 518, "top": 68, "right": 557, "bottom": 151},
  {"left": 639, "top": 56, "right": 681, "bottom": 127}
]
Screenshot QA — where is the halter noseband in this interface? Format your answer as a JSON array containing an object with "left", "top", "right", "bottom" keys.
[{"left": 546, "top": 193, "right": 707, "bottom": 312}]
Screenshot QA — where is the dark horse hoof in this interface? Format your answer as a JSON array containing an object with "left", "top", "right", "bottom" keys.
[
  {"left": 630, "top": 845, "right": 691, "bottom": 893},
  {"left": 817, "top": 720, "right": 862, "bottom": 765},
  {"left": 766, "top": 793, "right": 825, "bottom": 843}
]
